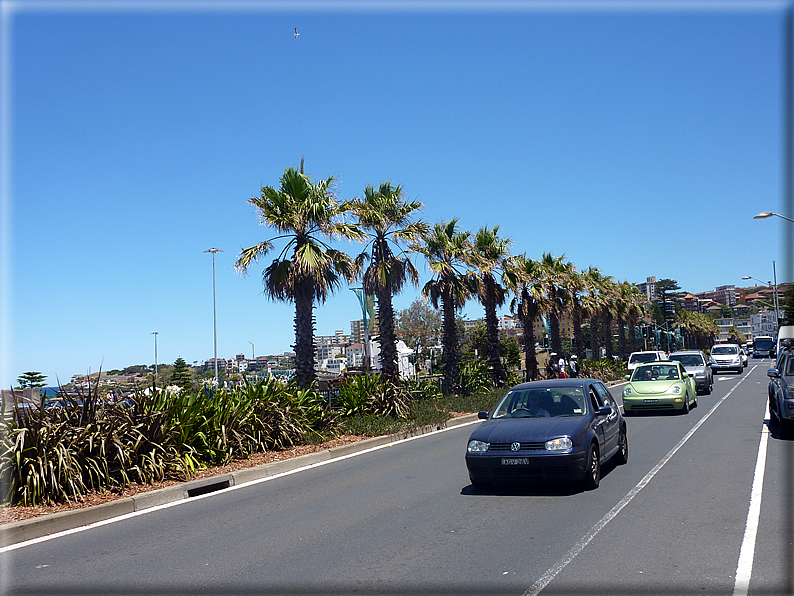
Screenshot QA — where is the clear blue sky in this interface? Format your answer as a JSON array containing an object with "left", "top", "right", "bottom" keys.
[{"left": 2, "top": 0, "right": 792, "bottom": 388}]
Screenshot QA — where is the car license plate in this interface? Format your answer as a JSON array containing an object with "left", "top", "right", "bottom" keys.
[
  {"left": 644, "top": 398, "right": 659, "bottom": 403},
  {"left": 502, "top": 458, "right": 531, "bottom": 466}
]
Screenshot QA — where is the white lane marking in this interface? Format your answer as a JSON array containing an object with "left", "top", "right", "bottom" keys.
[
  {"left": 0, "top": 419, "right": 482, "bottom": 553},
  {"left": 525, "top": 373, "right": 751, "bottom": 596},
  {"left": 733, "top": 400, "right": 770, "bottom": 596}
]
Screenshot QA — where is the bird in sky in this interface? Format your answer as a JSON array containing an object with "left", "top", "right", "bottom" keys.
[{"left": 294, "top": 28, "right": 299, "bottom": 39}]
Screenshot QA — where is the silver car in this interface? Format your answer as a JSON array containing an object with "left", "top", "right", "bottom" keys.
[
  {"left": 709, "top": 344, "right": 744, "bottom": 374},
  {"left": 669, "top": 350, "right": 713, "bottom": 395}
]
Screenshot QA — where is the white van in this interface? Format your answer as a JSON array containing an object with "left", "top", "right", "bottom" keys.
[
  {"left": 777, "top": 326, "right": 794, "bottom": 358},
  {"left": 627, "top": 350, "right": 667, "bottom": 372}
]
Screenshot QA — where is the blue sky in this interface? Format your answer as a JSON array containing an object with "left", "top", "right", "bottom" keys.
[{"left": 2, "top": 0, "right": 792, "bottom": 388}]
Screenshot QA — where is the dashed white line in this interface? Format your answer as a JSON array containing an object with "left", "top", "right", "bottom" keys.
[{"left": 525, "top": 373, "right": 751, "bottom": 596}]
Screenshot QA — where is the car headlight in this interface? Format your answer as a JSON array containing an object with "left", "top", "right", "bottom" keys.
[
  {"left": 624, "top": 387, "right": 632, "bottom": 396},
  {"left": 672, "top": 386, "right": 681, "bottom": 394},
  {"left": 467, "top": 440, "right": 489, "bottom": 452},
  {"left": 545, "top": 437, "right": 573, "bottom": 451},
  {"left": 695, "top": 372, "right": 705, "bottom": 378}
]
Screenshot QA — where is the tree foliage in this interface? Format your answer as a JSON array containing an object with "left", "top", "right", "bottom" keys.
[{"left": 16, "top": 372, "right": 46, "bottom": 389}]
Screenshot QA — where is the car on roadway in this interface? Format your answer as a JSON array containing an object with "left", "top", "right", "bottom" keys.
[
  {"left": 709, "top": 344, "right": 744, "bottom": 373},
  {"left": 767, "top": 338, "right": 794, "bottom": 434},
  {"left": 622, "top": 360, "right": 697, "bottom": 414},
  {"left": 465, "top": 379, "right": 627, "bottom": 490},
  {"left": 627, "top": 350, "right": 667, "bottom": 373},
  {"left": 668, "top": 350, "right": 713, "bottom": 395},
  {"left": 740, "top": 348, "right": 748, "bottom": 368}
]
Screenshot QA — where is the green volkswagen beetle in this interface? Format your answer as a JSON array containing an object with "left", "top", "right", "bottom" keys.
[{"left": 622, "top": 360, "right": 697, "bottom": 414}]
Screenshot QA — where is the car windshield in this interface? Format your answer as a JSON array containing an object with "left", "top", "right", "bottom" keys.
[
  {"left": 712, "top": 346, "right": 738, "bottom": 355},
  {"left": 632, "top": 364, "right": 680, "bottom": 381},
  {"left": 669, "top": 354, "right": 704, "bottom": 367},
  {"left": 492, "top": 387, "right": 588, "bottom": 418},
  {"left": 629, "top": 353, "right": 659, "bottom": 364}
]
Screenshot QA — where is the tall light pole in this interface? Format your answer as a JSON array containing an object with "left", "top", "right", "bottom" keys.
[
  {"left": 743, "top": 269, "right": 780, "bottom": 331},
  {"left": 351, "top": 288, "right": 371, "bottom": 372},
  {"left": 205, "top": 248, "right": 223, "bottom": 387},
  {"left": 151, "top": 331, "right": 159, "bottom": 388}
]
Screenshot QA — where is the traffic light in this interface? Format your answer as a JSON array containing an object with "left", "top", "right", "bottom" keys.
[
  {"left": 543, "top": 336, "right": 549, "bottom": 348},
  {"left": 642, "top": 326, "right": 648, "bottom": 338}
]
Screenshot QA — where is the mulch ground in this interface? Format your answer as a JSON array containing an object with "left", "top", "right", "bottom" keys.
[{"left": 0, "top": 434, "right": 369, "bottom": 525}]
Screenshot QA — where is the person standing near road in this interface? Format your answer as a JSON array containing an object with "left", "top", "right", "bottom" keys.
[
  {"left": 568, "top": 355, "right": 579, "bottom": 378},
  {"left": 557, "top": 354, "right": 568, "bottom": 378}
]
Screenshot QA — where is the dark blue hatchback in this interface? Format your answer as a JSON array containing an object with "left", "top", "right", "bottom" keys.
[{"left": 465, "top": 378, "right": 628, "bottom": 490}]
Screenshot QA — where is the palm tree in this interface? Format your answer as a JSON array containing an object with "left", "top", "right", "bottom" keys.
[
  {"left": 583, "top": 267, "right": 613, "bottom": 359},
  {"left": 349, "top": 182, "right": 428, "bottom": 383},
  {"left": 508, "top": 255, "right": 546, "bottom": 380},
  {"left": 235, "top": 162, "right": 361, "bottom": 390},
  {"left": 625, "top": 285, "right": 648, "bottom": 353},
  {"left": 469, "top": 226, "right": 513, "bottom": 386},
  {"left": 539, "top": 253, "right": 573, "bottom": 356},
  {"left": 565, "top": 270, "right": 588, "bottom": 361},
  {"left": 600, "top": 278, "right": 619, "bottom": 359},
  {"left": 413, "top": 220, "right": 472, "bottom": 396}
]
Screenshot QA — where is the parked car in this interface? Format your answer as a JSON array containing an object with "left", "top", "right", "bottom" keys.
[
  {"left": 627, "top": 350, "right": 667, "bottom": 372},
  {"left": 668, "top": 350, "right": 713, "bottom": 395},
  {"left": 622, "top": 360, "right": 697, "bottom": 414},
  {"left": 709, "top": 344, "right": 744, "bottom": 374},
  {"left": 465, "top": 379, "right": 628, "bottom": 490},
  {"left": 767, "top": 338, "right": 794, "bottom": 434}
]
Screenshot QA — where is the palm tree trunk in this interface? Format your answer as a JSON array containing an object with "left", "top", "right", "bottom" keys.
[
  {"left": 617, "top": 318, "right": 627, "bottom": 358},
  {"left": 377, "top": 288, "right": 399, "bottom": 383},
  {"left": 589, "top": 316, "right": 600, "bottom": 358},
  {"left": 572, "top": 307, "right": 585, "bottom": 361},
  {"left": 441, "top": 290, "right": 460, "bottom": 396},
  {"left": 550, "top": 310, "right": 562, "bottom": 356},
  {"left": 293, "top": 283, "right": 316, "bottom": 390},
  {"left": 628, "top": 320, "right": 637, "bottom": 353},
  {"left": 604, "top": 311, "right": 614, "bottom": 359},
  {"left": 484, "top": 292, "right": 505, "bottom": 386}
]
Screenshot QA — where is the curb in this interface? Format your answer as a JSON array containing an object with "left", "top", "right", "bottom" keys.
[{"left": 0, "top": 414, "right": 480, "bottom": 548}]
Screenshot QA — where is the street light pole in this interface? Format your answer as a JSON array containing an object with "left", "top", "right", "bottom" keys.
[
  {"left": 151, "top": 331, "right": 159, "bottom": 389},
  {"left": 204, "top": 248, "right": 223, "bottom": 387}
]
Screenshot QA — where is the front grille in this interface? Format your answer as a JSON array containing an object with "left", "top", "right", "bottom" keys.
[
  {"left": 632, "top": 403, "right": 675, "bottom": 410},
  {"left": 489, "top": 441, "right": 546, "bottom": 452}
]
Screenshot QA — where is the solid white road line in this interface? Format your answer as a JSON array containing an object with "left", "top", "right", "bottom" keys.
[
  {"left": 732, "top": 400, "right": 770, "bottom": 596},
  {"left": 525, "top": 372, "right": 752, "bottom": 596},
  {"left": 0, "top": 419, "right": 482, "bottom": 553}
]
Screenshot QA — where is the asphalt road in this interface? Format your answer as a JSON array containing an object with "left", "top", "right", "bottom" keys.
[{"left": 0, "top": 362, "right": 791, "bottom": 596}]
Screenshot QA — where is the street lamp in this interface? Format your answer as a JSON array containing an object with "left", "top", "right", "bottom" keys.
[
  {"left": 350, "top": 288, "right": 371, "bottom": 373},
  {"left": 743, "top": 266, "right": 780, "bottom": 328},
  {"left": 204, "top": 248, "right": 223, "bottom": 387},
  {"left": 151, "top": 331, "right": 159, "bottom": 388},
  {"left": 754, "top": 211, "right": 794, "bottom": 223}
]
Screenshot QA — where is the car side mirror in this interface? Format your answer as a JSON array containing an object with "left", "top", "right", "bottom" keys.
[
  {"left": 478, "top": 411, "right": 489, "bottom": 420},
  {"left": 624, "top": 374, "right": 631, "bottom": 380},
  {"left": 596, "top": 406, "right": 612, "bottom": 417},
  {"left": 767, "top": 369, "right": 781, "bottom": 379}
]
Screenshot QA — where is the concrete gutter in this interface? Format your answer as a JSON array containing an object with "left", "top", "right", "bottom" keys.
[{"left": 0, "top": 414, "right": 480, "bottom": 548}]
